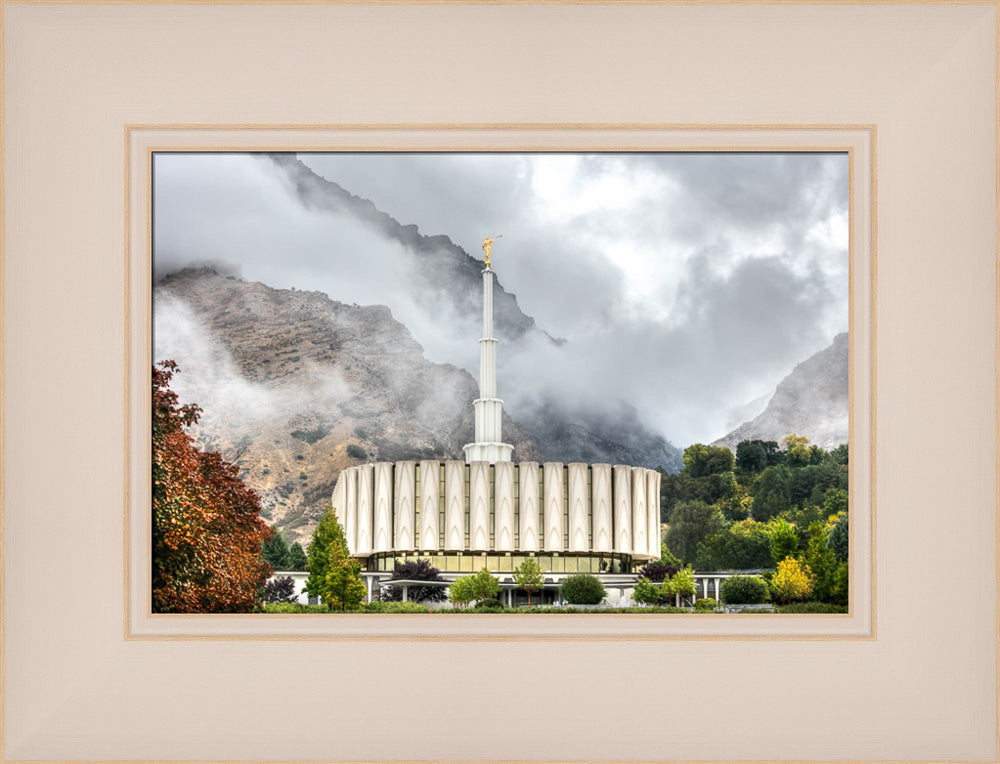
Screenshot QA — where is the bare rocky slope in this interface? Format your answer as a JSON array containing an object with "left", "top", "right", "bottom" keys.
[{"left": 712, "top": 332, "right": 849, "bottom": 452}]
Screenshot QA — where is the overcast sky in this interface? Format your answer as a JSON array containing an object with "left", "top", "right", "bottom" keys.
[{"left": 153, "top": 151, "right": 848, "bottom": 447}]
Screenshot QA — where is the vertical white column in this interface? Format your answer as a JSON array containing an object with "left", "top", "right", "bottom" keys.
[
  {"left": 480, "top": 269, "right": 496, "bottom": 399},
  {"left": 494, "top": 461, "right": 515, "bottom": 551},
  {"left": 394, "top": 460, "right": 415, "bottom": 551},
  {"left": 356, "top": 464, "right": 374, "bottom": 555},
  {"left": 631, "top": 466, "right": 648, "bottom": 558},
  {"left": 373, "top": 462, "right": 393, "bottom": 553},
  {"left": 418, "top": 460, "right": 440, "bottom": 550},
  {"left": 567, "top": 463, "right": 589, "bottom": 552},
  {"left": 543, "top": 462, "right": 565, "bottom": 552},
  {"left": 469, "top": 461, "right": 491, "bottom": 551},
  {"left": 591, "top": 464, "right": 612, "bottom": 553},
  {"left": 332, "top": 476, "right": 346, "bottom": 531},
  {"left": 715, "top": 578, "right": 720, "bottom": 601},
  {"left": 646, "top": 469, "right": 662, "bottom": 558},
  {"left": 444, "top": 460, "right": 466, "bottom": 550},
  {"left": 613, "top": 465, "right": 632, "bottom": 554},
  {"left": 518, "top": 462, "right": 540, "bottom": 551},
  {"left": 343, "top": 467, "right": 358, "bottom": 554}
]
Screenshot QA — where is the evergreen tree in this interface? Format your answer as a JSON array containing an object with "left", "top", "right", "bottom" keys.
[
  {"left": 321, "top": 538, "right": 366, "bottom": 611},
  {"left": 304, "top": 506, "right": 349, "bottom": 601},
  {"left": 828, "top": 510, "right": 849, "bottom": 562},
  {"left": 804, "top": 521, "right": 838, "bottom": 601},
  {"left": 768, "top": 518, "right": 800, "bottom": 565},
  {"left": 664, "top": 500, "right": 723, "bottom": 564},
  {"left": 752, "top": 465, "right": 792, "bottom": 521},
  {"left": 287, "top": 542, "right": 308, "bottom": 571},
  {"left": 262, "top": 524, "right": 292, "bottom": 570}
]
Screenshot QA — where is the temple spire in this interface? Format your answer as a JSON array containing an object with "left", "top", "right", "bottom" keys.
[{"left": 463, "top": 237, "right": 514, "bottom": 464}]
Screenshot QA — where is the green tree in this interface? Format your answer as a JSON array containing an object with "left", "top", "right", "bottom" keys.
[
  {"left": 824, "top": 488, "right": 848, "bottom": 519},
  {"left": 469, "top": 568, "right": 500, "bottom": 603},
  {"left": 770, "top": 557, "right": 815, "bottom": 604},
  {"left": 559, "top": 573, "right": 606, "bottom": 605},
  {"left": 829, "top": 443, "right": 849, "bottom": 465},
  {"left": 448, "top": 576, "right": 476, "bottom": 608},
  {"left": 665, "top": 500, "right": 724, "bottom": 564},
  {"left": 513, "top": 558, "right": 544, "bottom": 606},
  {"left": 735, "top": 440, "right": 768, "bottom": 473},
  {"left": 804, "top": 521, "right": 838, "bottom": 601},
  {"left": 682, "top": 443, "right": 736, "bottom": 478},
  {"left": 830, "top": 560, "right": 849, "bottom": 604},
  {"left": 752, "top": 465, "right": 792, "bottom": 521},
  {"left": 719, "top": 483, "right": 752, "bottom": 522},
  {"left": 719, "top": 574, "right": 770, "bottom": 605},
  {"left": 736, "top": 439, "right": 784, "bottom": 471},
  {"left": 321, "top": 538, "right": 366, "bottom": 611},
  {"left": 632, "top": 577, "right": 665, "bottom": 606},
  {"left": 828, "top": 510, "right": 849, "bottom": 562},
  {"left": 659, "top": 542, "right": 683, "bottom": 568},
  {"left": 304, "top": 506, "right": 349, "bottom": 601},
  {"left": 701, "top": 470, "right": 738, "bottom": 506},
  {"left": 782, "top": 434, "right": 813, "bottom": 467},
  {"left": 666, "top": 565, "right": 697, "bottom": 605},
  {"left": 767, "top": 518, "right": 800, "bottom": 565},
  {"left": 262, "top": 524, "right": 292, "bottom": 570},
  {"left": 700, "top": 519, "right": 773, "bottom": 570},
  {"left": 287, "top": 542, "right": 308, "bottom": 571}
]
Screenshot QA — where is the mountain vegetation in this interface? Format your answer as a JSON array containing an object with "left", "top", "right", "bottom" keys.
[{"left": 658, "top": 435, "right": 849, "bottom": 605}]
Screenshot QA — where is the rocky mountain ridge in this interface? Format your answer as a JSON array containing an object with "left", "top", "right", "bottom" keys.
[
  {"left": 713, "top": 332, "right": 849, "bottom": 452},
  {"left": 268, "top": 154, "right": 560, "bottom": 346}
]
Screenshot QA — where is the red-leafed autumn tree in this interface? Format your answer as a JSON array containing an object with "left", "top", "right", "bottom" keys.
[{"left": 152, "top": 360, "right": 273, "bottom": 612}]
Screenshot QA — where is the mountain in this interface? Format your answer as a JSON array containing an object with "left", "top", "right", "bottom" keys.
[
  {"left": 154, "top": 268, "right": 680, "bottom": 546},
  {"left": 267, "top": 153, "right": 559, "bottom": 346},
  {"left": 712, "top": 332, "right": 849, "bottom": 452}
]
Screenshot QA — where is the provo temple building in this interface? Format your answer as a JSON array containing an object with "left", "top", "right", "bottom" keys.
[{"left": 332, "top": 238, "right": 661, "bottom": 606}]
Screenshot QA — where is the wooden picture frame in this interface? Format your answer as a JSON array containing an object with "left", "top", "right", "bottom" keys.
[{"left": 3, "top": 2, "right": 996, "bottom": 761}]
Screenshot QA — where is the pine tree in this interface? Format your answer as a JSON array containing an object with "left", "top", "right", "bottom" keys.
[
  {"left": 304, "top": 506, "right": 348, "bottom": 601},
  {"left": 262, "top": 525, "right": 292, "bottom": 570},
  {"left": 321, "top": 539, "right": 366, "bottom": 611},
  {"left": 287, "top": 542, "right": 309, "bottom": 571}
]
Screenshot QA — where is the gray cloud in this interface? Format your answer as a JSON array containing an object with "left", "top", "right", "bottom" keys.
[{"left": 153, "top": 151, "right": 848, "bottom": 447}]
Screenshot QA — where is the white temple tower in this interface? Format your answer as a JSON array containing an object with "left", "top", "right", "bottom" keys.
[{"left": 463, "top": 237, "right": 514, "bottom": 464}]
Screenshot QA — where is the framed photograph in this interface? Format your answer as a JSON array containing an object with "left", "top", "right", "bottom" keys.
[
  {"left": 134, "top": 133, "right": 872, "bottom": 640},
  {"left": 4, "top": 2, "right": 996, "bottom": 761}
]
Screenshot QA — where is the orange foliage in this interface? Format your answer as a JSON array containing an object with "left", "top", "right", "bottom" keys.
[{"left": 152, "top": 361, "right": 273, "bottom": 612}]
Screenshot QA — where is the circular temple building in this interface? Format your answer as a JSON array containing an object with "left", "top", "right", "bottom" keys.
[{"left": 332, "top": 240, "right": 661, "bottom": 605}]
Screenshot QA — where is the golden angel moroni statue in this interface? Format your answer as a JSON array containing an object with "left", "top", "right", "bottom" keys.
[{"left": 482, "top": 234, "right": 502, "bottom": 267}]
